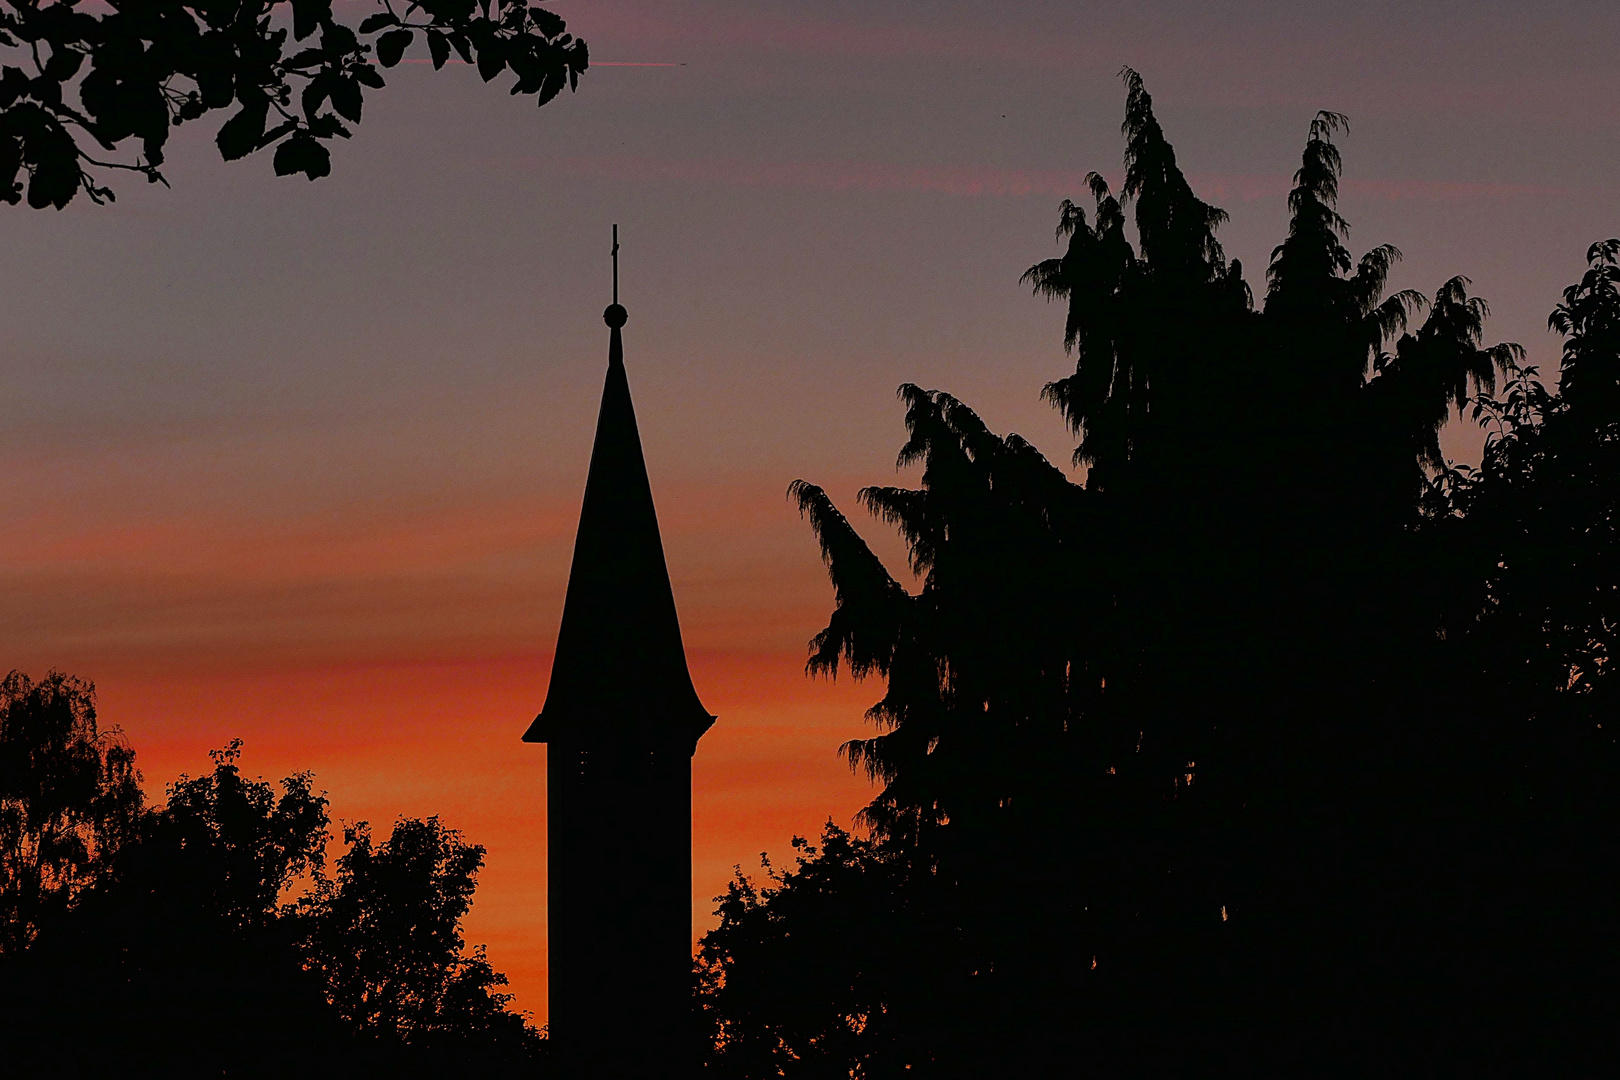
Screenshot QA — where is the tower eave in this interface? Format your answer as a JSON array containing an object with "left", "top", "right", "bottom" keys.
[{"left": 522, "top": 709, "right": 716, "bottom": 748}]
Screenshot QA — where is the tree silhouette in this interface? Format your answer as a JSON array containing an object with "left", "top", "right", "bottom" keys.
[
  {"left": 0, "top": 669, "right": 142, "bottom": 956},
  {"left": 697, "top": 823, "right": 967, "bottom": 1079},
  {"left": 1444, "top": 240, "right": 1620, "bottom": 794},
  {"left": 154, "top": 737, "right": 329, "bottom": 928},
  {"left": 2, "top": 737, "right": 346, "bottom": 1077},
  {"left": 1, "top": 730, "right": 546, "bottom": 1077},
  {"left": 296, "top": 814, "right": 544, "bottom": 1071},
  {"left": 0, "top": 0, "right": 587, "bottom": 208},
  {"left": 714, "top": 70, "right": 1620, "bottom": 1075}
]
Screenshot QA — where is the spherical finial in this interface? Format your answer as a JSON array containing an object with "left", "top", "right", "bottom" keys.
[{"left": 603, "top": 303, "right": 628, "bottom": 328}]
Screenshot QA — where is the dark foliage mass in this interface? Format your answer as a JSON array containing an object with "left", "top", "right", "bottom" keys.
[
  {"left": 299, "top": 815, "right": 544, "bottom": 1065},
  {"left": 0, "top": 730, "right": 543, "bottom": 1078},
  {"left": 0, "top": 0, "right": 586, "bottom": 208},
  {"left": 700, "top": 71, "right": 1619, "bottom": 1077},
  {"left": 0, "top": 670, "right": 142, "bottom": 956},
  {"left": 696, "top": 826, "right": 953, "bottom": 1076}
]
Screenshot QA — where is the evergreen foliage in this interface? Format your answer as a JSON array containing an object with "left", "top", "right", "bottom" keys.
[{"left": 702, "top": 70, "right": 1620, "bottom": 1076}]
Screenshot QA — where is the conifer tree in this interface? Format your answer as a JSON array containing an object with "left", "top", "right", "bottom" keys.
[{"left": 723, "top": 69, "right": 1609, "bottom": 1075}]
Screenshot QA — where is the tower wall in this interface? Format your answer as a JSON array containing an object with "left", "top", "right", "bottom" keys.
[{"left": 547, "top": 737, "right": 696, "bottom": 1078}]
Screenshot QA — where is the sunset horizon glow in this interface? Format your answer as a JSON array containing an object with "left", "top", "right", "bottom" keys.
[{"left": 94, "top": 647, "right": 881, "bottom": 1022}]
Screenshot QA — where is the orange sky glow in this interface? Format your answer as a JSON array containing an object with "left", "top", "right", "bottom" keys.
[
  {"left": 5, "top": 460, "right": 893, "bottom": 1021},
  {"left": 98, "top": 649, "right": 878, "bottom": 1023}
]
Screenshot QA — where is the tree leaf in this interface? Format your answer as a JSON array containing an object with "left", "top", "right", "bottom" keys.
[
  {"left": 428, "top": 31, "right": 450, "bottom": 70},
  {"left": 376, "top": 29, "right": 414, "bottom": 68},
  {"left": 301, "top": 74, "right": 330, "bottom": 121},
  {"left": 321, "top": 22, "right": 359, "bottom": 56},
  {"left": 258, "top": 120, "right": 297, "bottom": 148},
  {"left": 195, "top": 65, "right": 234, "bottom": 109},
  {"left": 530, "top": 7, "right": 566, "bottom": 38},
  {"left": 0, "top": 66, "right": 30, "bottom": 110},
  {"left": 291, "top": 0, "right": 333, "bottom": 42},
  {"left": 42, "top": 47, "right": 84, "bottom": 82},
  {"left": 358, "top": 12, "right": 399, "bottom": 34},
  {"left": 26, "top": 129, "right": 80, "bottom": 209},
  {"left": 273, "top": 133, "right": 331, "bottom": 180},
  {"left": 282, "top": 48, "right": 325, "bottom": 70},
  {"left": 535, "top": 70, "right": 563, "bottom": 107},
  {"left": 215, "top": 98, "right": 269, "bottom": 161},
  {"left": 305, "top": 114, "right": 351, "bottom": 140},
  {"left": 330, "top": 78, "right": 362, "bottom": 123},
  {"left": 0, "top": 133, "right": 24, "bottom": 205},
  {"left": 476, "top": 41, "right": 505, "bottom": 82}
]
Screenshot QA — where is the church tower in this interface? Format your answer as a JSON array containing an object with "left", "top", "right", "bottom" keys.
[{"left": 523, "top": 230, "right": 714, "bottom": 1079}]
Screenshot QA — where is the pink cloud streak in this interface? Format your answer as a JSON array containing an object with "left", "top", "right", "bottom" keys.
[{"left": 552, "top": 156, "right": 1582, "bottom": 205}]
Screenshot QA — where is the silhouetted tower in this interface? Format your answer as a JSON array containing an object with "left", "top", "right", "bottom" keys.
[{"left": 523, "top": 228, "right": 714, "bottom": 1079}]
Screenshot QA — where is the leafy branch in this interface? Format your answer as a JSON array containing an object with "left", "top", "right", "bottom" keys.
[{"left": 0, "top": 0, "right": 587, "bottom": 209}]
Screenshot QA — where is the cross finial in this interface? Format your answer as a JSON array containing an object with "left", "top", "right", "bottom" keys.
[{"left": 604, "top": 223, "right": 627, "bottom": 328}]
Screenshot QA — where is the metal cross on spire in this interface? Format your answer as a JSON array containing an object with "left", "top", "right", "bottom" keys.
[{"left": 604, "top": 224, "right": 628, "bottom": 330}]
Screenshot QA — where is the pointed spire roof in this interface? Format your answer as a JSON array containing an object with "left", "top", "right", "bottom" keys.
[{"left": 523, "top": 294, "right": 714, "bottom": 749}]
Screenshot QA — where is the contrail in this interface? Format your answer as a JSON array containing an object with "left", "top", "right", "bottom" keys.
[{"left": 397, "top": 59, "right": 681, "bottom": 66}]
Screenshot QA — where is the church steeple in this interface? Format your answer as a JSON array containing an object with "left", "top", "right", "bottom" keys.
[
  {"left": 523, "top": 227, "right": 714, "bottom": 748},
  {"left": 526, "top": 228, "right": 713, "bottom": 1080}
]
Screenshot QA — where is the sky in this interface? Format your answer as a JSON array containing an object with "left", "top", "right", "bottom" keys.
[{"left": 3, "top": 0, "right": 1617, "bottom": 1022}]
